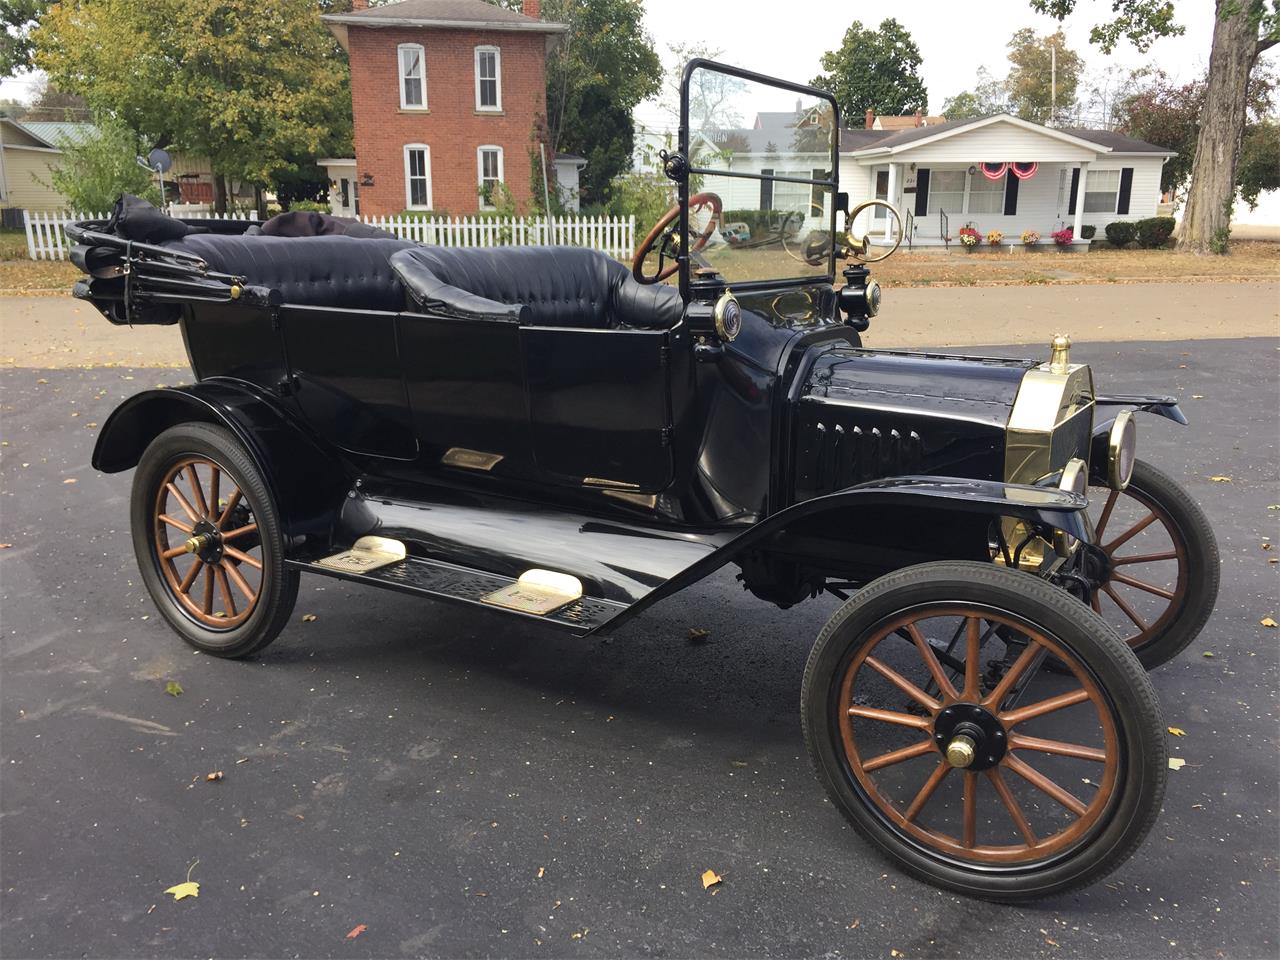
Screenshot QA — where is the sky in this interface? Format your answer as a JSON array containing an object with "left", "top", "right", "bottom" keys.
[{"left": 3, "top": 0, "right": 1274, "bottom": 122}]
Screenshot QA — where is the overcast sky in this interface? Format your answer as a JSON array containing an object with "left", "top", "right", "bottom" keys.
[{"left": 4, "top": 0, "right": 1274, "bottom": 124}]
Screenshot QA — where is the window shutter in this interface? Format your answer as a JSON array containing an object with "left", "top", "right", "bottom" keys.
[
  {"left": 1003, "top": 170, "right": 1018, "bottom": 216},
  {"left": 760, "top": 169, "right": 774, "bottom": 210},
  {"left": 1116, "top": 167, "right": 1134, "bottom": 215},
  {"left": 914, "top": 168, "right": 930, "bottom": 216},
  {"left": 1068, "top": 168, "right": 1080, "bottom": 215}
]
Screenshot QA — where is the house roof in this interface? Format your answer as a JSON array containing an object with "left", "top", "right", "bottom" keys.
[
  {"left": 1057, "top": 128, "right": 1175, "bottom": 154},
  {"left": 323, "top": 0, "right": 567, "bottom": 34},
  {"left": 842, "top": 113, "right": 1176, "bottom": 158},
  {"left": 17, "top": 120, "right": 99, "bottom": 148},
  {"left": 873, "top": 115, "right": 947, "bottom": 130}
]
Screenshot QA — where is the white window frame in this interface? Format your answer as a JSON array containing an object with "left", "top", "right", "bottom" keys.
[
  {"left": 403, "top": 144, "right": 433, "bottom": 210},
  {"left": 477, "top": 145, "right": 505, "bottom": 209},
  {"left": 398, "top": 43, "right": 427, "bottom": 110},
  {"left": 1083, "top": 168, "right": 1121, "bottom": 214},
  {"left": 966, "top": 171, "right": 1005, "bottom": 215},
  {"left": 474, "top": 45, "right": 502, "bottom": 112},
  {"left": 927, "top": 169, "right": 966, "bottom": 216}
]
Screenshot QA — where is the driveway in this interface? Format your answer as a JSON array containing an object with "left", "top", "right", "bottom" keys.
[{"left": 1, "top": 333, "right": 1276, "bottom": 959}]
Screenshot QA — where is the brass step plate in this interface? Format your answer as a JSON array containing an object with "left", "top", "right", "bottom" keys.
[
  {"left": 482, "top": 569, "right": 584, "bottom": 616},
  {"left": 314, "top": 536, "right": 407, "bottom": 574}
]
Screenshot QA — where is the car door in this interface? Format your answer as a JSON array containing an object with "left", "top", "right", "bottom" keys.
[{"left": 520, "top": 325, "right": 674, "bottom": 493}]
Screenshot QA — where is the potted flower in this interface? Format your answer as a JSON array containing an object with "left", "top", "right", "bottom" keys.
[
  {"left": 958, "top": 225, "right": 981, "bottom": 249},
  {"left": 1051, "top": 226, "right": 1074, "bottom": 249},
  {"left": 1021, "top": 230, "right": 1040, "bottom": 247},
  {"left": 986, "top": 230, "right": 1004, "bottom": 247}
]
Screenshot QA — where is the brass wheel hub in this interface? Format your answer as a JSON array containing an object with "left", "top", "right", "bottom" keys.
[
  {"left": 183, "top": 519, "right": 224, "bottom": 564},
  {"left": 933, "top": 702, "right": 1007, "bottom": 771}
]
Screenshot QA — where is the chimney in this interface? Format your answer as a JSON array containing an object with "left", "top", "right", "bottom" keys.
[
  {"left": 914, "top": 109, "right": 923, "bottom": 127},
  {"left": 865, "top": 108, "right": 874, "bottom": 130},
  {"left": 350, "top": 0, "right": 368, "bottom": 8},
  {"left": 523, "top": 0, "right": 540, "bottom": 17}
]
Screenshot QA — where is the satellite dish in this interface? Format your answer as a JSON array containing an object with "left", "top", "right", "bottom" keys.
[{"left": 147, "top": 148, "right": 172, "bottom": 173}]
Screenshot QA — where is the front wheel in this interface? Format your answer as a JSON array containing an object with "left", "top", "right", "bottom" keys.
[
  {"left": 801, "top": 561, "right": 1166, "bottom": 901},
  {"left": 131, "top": 422, "right": 299, "bottom": 658}
]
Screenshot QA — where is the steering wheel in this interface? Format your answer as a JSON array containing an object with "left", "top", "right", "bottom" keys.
[
  {"left": 843, "top": 200, "right": 904, "bottom": 262},
  {"left": 632, "top": 192, "right": 723, "bottom": 284}
]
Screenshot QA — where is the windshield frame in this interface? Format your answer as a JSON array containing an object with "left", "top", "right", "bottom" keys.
[{"left": 679, "top": 59, "right": 841, "bottom": 301}]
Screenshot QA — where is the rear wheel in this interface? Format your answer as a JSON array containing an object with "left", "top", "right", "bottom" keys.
[
  {"left": 1087, "top": 459, "right": 1219, "bottom": 669},
  {"left": 132, "top": 422, "right": 298, "bottom": 658},
  {"left": 802, "top": 561, "right": 1165, "bottom": 900}
]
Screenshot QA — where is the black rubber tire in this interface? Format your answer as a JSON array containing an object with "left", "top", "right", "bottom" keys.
[
  {"left": 801, "top": 560, "right": 1167, "bottom": 901},
  {"left": 131, "top": 422, "right": 299, "bottom": 658},
  {"left": 1092, "top": 459, "right": 1220, "bottom": 670}
]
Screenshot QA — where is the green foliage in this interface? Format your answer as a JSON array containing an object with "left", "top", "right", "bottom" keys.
[
  {"left": 33, "top": 0, "right": 352, "bottom": 203},
  {"left": 0, "top": 0, "right": 52, "bottom": 75},
  {"left": 1135, "top": 216, "right": 1176, "bottom": 248},
  {"left": 39, "top": 113, "right": 159, "bottom": 212},
  {"left": 941, "top": 69, "right": 1008, "bottom": 119},
  {"left": 1238, "top": 118, "right": 1280, "bottom": 209},
  {"left": 1005, "top": 28, "right": 1083, "bottom": 123},
  {"left": 605, "top": 174, "right": 674, "bottom": 239},
  {"left": 1104, "top": 221, "right": 1136, "bottom": 246},
  {"left": 811, "top": 18, "right": 928, "bottom": 119},
  {"left": 540, "top": 0, "right": 661, "bottom": 208},
  {"left": 1029, "top": 0, "right": 1186, "bottom": 53},
  {"left": 1080, "top": 224, "right": 1096, "bottom": 240},
  {"left": 287, "top": 200, "right": 329, "bottom": 213}
]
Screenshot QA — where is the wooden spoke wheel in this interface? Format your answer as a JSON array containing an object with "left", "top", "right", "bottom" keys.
[
  {"left": 132, "top": 422, "right": 298, "bottom": 658},
  {"left": 153, "top": 455, "right": 262, "bottom": 629},
  {"left": 1087, "top": 458, "right": 1219, "bottom": 669},
  {"left": 802, "top": 562, "right": 1166, "bottom": 900}
]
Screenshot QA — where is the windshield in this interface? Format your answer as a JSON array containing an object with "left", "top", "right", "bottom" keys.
[{"left": 682, "top": 64, "right": 838, "bottom": 287}]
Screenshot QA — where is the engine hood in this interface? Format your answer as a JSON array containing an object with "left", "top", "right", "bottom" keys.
[{"left": 791, "top": 347, "right": 1090, "bottom": 503}]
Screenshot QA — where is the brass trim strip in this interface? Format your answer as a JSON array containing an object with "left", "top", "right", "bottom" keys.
[
  {"left": 582, "top": 476, "right": 641, "bottom": 490},
  {"left": 442, "top": 447, "right": 504, "bottom": 471}
]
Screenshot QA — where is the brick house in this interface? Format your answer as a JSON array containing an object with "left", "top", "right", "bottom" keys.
[{"left": 321, "top": 0, "right": 568, "bottom": 217}]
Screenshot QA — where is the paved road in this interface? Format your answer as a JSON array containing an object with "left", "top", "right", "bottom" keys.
[
  {"left": 2, "top": 281, "right": 1277, "bottom": 367},
  {"left": 1, "top": 338, "right": 1277, "bottom": 959}
]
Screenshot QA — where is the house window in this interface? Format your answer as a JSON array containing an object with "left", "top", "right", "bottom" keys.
[
  {"left": 773, "top": 173, "right": 810, "bottom": 214},
  {"left": 477, "top": 145, "right": 504, "bottom": 208},
  {"left": 399, "top": 43, "right": 426, "bottom": 109},
  {"left": 928, "top": 169, "right": 966, "bottom": 215},
  {"left": 475, "top": 46, "right": 502, "bottom": 111},
  {"left": 967, "top": 172, "right": 1005, "bottom": 214},
  {"left": 403, "top": 144, "right": 432, "bottom": 209},
  {"left": 1083, "top": 168, "right": 1121, "bottom": 213}
]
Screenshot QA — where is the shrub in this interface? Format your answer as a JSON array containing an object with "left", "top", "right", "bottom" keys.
[
  {"left": 1104, "top": 221, "right": 1136, "bottom": 247},
  {"left": 1080, "top": 224, "right": 1096, "bottom": 240},
  {"left": 287, "top": 199, "right": 329, "bottom": 213},
  {"left": 1136, "top": 216, "right": 1176, "bottom": 248},
  {"left": 41, "top": 113, "right": 160, "bottom": 212}
]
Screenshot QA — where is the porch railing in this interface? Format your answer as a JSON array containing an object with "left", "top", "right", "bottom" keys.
[
  {"left": 904, "top": 210, "right": 914, "bottom": 251},
  {"left": 939, "top": 209, "right": 950, "bottom": 251}
]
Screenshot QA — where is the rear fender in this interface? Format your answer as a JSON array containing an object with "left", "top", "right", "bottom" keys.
[
  {"left": 1091, "top": 393, "right": 1186, "bottom": 484},
  {"left": 93, "top": 378, "right": 348, "bottom": 543},
  {"left": 602, "top": 476, "right": 1087, "bottom": 632}
]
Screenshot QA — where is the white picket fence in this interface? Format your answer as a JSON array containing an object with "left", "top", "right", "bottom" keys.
[{"left": 22, "top": 209, "right": 636, "bottom": 261}]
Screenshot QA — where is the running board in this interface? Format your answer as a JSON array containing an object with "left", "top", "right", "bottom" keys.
[{"left": 287, "top": 552, "right": 629, "bottom": 635}]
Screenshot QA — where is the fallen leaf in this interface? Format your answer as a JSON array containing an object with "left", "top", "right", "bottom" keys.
[
  {"left": 1167, "top": 727, "right": 1186, "bottom": 737},
  {"left": 1210, "top": 476, "right": 1231, "bottom": 483},
  {"left": 570, "top": 928, "right": 589, "bottom": 940},
  {"left": 1046, "top": 938, "right": 1060, "bottom": 947},
  {"left": 205, "top": 771, "right": 223, "bottom": 782},
  {"left": 345, "top": 924, "right": 366, "bottom": 940},
  {"left": 0, "top": 544, "right": 12, "bottom": 549},
  {"left": 537, "top": 866, "right": 545, "bottom": 878},
  {"left": 1190, "top": 394, "right": 1204, "bottom": 399},
  {"left": 1261, "top": 617, "right": 1278, "bottom": 628},
  {"left": 1168, "top": 758, "right": 1186, "bottom": 771},
  {"left": 847, "top": 919, "right": 861, "bottom": 929},
  {"left": 688, "top": 627, "right": 710, "bottom": 642},
  {"left": 302, "top": 614, "right": 318, "bottom": 622},
  {"left": 891, "top": 951, "right": 903, "bottom": 958},
  {"left": 1263, "top": 543, "right": 1273, "bottom": 551},
  {"left": 701, "top": 868, "right": 722, "bottom": 889},
  {"left": 165, "top": 681, "right": 183, "bottom": 697},
  {"left": 164, "top": 881, "right": 199, "bottom": 901},
  {"left": 1202, "top": 651, "right": 1214, "bottom": 658},
  {"left": 62, "top": 477, "right": 77, "bottom": 484},
  {"left": 235, "top": 758, "right": 249, "bottom": 764}
]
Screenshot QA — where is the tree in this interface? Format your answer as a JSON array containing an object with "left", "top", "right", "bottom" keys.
[
  {"left": 811, "top": 18, "right": 928, "bottom": 120},
  {"left": 39, "top": 113, "right": 161, "bottom": 211},
  {"left": 941, "top": 68, "right": 1010, "bottom": 119},
  {"left": 0, "top": 0, "right": 52, "bottom": 76},
  {"left": 22, "top": 80, "right": 91, "bottom": 122},
  {"left": 538, "top": 0, "right": 661, "bottom": 208},
  {"left": 33, "top": 0, "right": 352, "bottom": 212},
  {"left": 1005, "top": 28, "right": 1084, "bottom": 123},
  {"left": 1031, "top": 0, "right": 1280, "bottom": 253},
  {"left": 1238, "top": 119, "right": 1280, "bottom": 208}
]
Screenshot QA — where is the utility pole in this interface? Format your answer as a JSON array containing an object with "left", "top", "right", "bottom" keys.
[{"left": 1050, "top": 41, "right": 1057, "bottom": 126}]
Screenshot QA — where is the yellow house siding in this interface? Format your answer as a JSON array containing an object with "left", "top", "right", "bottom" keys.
[{"left": 0, "top": 147, "right": 70, "bottom": 211}]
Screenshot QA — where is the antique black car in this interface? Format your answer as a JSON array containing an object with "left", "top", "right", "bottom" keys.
[{"left": 69, "top": 62, "right": 1218, "bottom": 900}]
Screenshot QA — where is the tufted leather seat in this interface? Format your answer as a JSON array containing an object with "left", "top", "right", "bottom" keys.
[
  {"left": 162, "top": 234, "right": 414, "bottom": 311},
  {"left": 391, "top": 245, "right": 684, "bottom": 330}
]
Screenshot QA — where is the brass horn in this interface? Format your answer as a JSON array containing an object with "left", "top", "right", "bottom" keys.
[{"left": 843, "top": 199, "right": 904, "bottom": 263}]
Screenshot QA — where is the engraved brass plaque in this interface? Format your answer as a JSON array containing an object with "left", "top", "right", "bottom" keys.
[
  {"left": 442, "top": 447, "right": 504, "bottom": 471},
  {"left": 315, "top": 536, "right": 406, "bottom": 574},
  {"left": 482, "top": 569, "right": 583, "bottom": 616}
]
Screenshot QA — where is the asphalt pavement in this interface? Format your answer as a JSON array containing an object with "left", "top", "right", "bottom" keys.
[{"left": 1, "top": 337, "right": 1277, "bottom": 959}]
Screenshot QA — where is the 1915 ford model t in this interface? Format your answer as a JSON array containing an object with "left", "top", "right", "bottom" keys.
[{"left": 69, "top": 62, "right": 1218, "bottom": 900}]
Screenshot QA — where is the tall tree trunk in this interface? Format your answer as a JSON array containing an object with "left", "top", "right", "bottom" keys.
[
  {"left": 253, "top": 184, "right": 267, "bottom": 220},
  {"left": 1176, "top": 1, "right": 1259, "bottom": 254},
  {"left": 213, "top": 174, "right": 228, "bottom": 214}
]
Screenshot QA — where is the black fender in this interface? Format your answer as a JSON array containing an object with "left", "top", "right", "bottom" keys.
[
  {"left": 92, "top": 377, "right": 349, "bottom": 543},
  {"left": 598, "top": 475, "right": 1088, "bottom": 633},
  {"left": 1090, "top": 393, "right": 1187, "bottom": 484}
]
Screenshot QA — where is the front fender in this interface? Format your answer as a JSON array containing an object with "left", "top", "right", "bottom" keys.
[
  {"left": 599, "top": 476, "right": 1087, "bottom": 633},
  {"left": 93, "top": 378, "right": 349, "bottom": 543},
  {"left": 1091, "top": 393, "right": 1187, "bottom": 484}
]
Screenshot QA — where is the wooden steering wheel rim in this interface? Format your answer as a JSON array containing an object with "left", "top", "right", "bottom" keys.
[{"left": 632, "top": 192, "right": 723, "bottom": 284}]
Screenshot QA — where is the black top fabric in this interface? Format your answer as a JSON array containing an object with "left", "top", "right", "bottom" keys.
[
  {"left": 162, "top": 234, "right": 414, "bottom": 311},
  {"left": 108, "top": 194, "right": 195, "bottom": 243},
  {"left": 391, "top": 245, "right": 684, "bottom": 330}
]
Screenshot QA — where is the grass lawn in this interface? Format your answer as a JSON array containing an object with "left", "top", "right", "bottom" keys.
[{"left": 2, "top": 235, "right": 1276, "bottom": 297}]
